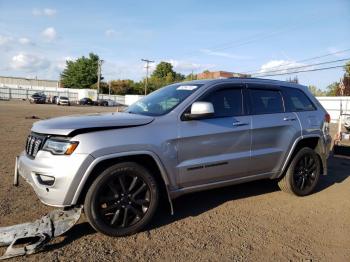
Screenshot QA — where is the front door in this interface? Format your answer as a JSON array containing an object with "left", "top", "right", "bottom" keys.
[{"left": 177, "top": 84, "right": 251, "bottom": 188}]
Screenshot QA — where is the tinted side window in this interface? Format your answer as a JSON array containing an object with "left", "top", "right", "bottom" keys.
[
  {"left": 283, "top": 88, "right": 316, "bottom": 112},
  {"left": 249, "top": 89, "right": 284, "bottom": 114},
  {"left": 201, "top": 88, "right": 243, "bottom": 117}
]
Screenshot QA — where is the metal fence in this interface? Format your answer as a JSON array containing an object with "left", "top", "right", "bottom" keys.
[
  {"left": 98, "top": 94, "right": 125, "bottom": 105},
  {"left": 0, "top": 87, "right": 78, "bottom": 102},
  {"left": 317, "top": 96, "right": 350, "bottom": 122}
]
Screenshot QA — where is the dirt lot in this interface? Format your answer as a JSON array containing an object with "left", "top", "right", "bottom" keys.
[{"left": 0, "top": 100, "right": 349, "bottom": 261}]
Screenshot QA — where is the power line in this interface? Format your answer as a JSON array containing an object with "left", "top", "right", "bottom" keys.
[
  {"left": 258, "top": 65, "right": 345, "bottom": 77},
  {"left": 169, "top": 14, "right": 324, "bottom": 62},
  {"left": 252, "top": 57, "right": 350, "bottom": 76},
  {"left": 242, "top": 48, "right": 350, "bottom": 74}
]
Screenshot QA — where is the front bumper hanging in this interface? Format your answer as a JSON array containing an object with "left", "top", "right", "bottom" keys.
[{"left": 0, "top": 207, "right": 82, "bottom": 260}]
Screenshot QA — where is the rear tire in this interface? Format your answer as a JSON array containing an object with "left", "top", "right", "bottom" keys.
[
  {"left": 84, "top": 162, "right": 159, "bottom": 236},
  {"left": 278, "top": 147, "right": 321, "bottom": 196}
]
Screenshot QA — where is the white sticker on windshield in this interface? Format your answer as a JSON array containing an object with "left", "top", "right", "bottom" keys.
[{"left": 176, "top": 85, "right": 198, "bottom": 91}]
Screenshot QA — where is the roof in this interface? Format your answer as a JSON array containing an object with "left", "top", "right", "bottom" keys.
[{"left": 180, "top": 77, "right": 306, "bottom": 89}]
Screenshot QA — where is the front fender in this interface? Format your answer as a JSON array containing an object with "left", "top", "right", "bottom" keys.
[{"left": 67, "top": 150, "right": 174, "bottom": 214}]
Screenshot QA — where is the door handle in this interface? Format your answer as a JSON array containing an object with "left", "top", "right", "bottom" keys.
[
  {"left": 232, "top": 121, "right": 249, "bottom": 127},
  {"left": 283, "top": 117, "right": 297, "bottom": 121}
]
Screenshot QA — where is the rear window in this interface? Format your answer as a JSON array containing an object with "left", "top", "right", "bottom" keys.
[
  {"left": 249, "top": 89, "right": 284, "bottom": 114},
  {"left": 282, "top": 88, "right": 316, "bottom": 112}
]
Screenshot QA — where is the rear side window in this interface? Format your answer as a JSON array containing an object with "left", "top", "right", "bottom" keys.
[
  {"left": 283, "top": 88, "right": 316, "bottom": 112},
  {"left": 249, "top": 89, "right": 284, "bottom": 114},
  {"left": 201, "top": 88, "right": 243, "bottom": 117}
]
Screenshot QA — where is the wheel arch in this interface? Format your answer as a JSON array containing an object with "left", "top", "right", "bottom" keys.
[
  {"left": 278, "top": 135, "right": 326, "bottom": 178},
  {"left": 72, "top": 151, "right": 174, "bottom": 214}
]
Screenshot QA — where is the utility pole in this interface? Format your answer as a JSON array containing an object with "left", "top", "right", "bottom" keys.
[
  {"left": 97, "top": 59, "right": 104, "bottom": 100},
  {"left": 141, "top": 59, "right": 154, "bottom": 95}
]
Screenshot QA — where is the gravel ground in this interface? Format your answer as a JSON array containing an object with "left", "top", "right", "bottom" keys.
[{"left": 0, "top": 100, "right": 349, "bottom": 261}]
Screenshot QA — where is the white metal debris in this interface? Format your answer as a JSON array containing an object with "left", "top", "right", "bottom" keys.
[{"left": 0, "top": 207, "right": 82, "bottom": 260}]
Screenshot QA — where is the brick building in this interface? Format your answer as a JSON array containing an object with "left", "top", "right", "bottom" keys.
[{"left": 196, "top": 71, "right": 250, "bottom": 80}]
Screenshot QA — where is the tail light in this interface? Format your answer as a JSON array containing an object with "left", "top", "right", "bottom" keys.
[
  {"left": 325, "top": 113, "right": 331, "bottom": 123},
  {"left": 324, "top": 113, "right": 330, "bottom": 136}
]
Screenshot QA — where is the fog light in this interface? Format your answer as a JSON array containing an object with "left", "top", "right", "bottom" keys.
[{"left": 36, "top": 174, "right": 55, "bottom": 186}]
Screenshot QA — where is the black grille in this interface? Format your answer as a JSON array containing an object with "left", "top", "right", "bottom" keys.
[{"left": 25, "top": 134, "right": 45, "bottom": 157}]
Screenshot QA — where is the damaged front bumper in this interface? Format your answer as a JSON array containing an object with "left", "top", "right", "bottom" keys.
[
  {"left": 16, "top": 151, "right": 93, "bottom": 207},
  {"left": 0, "top": 207, "right": 82, "bottom": 260},
  {"left": 0, "top": 154, "right": 87, "bottom": 259}
]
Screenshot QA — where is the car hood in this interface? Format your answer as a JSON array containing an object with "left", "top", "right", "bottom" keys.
[{"left": 31, "top": 112, "right": 154, "bottom": 136}]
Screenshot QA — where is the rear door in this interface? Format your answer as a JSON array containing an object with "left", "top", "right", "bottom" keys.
[
  {"left": 247, "top": 84, "right": 301, "bottom": 175},
  {"left": 177, "top": 84, "right": 251, "bottom": 187},
  {"left": 281, "top": 87, "right": 322, "bottom": 136}
]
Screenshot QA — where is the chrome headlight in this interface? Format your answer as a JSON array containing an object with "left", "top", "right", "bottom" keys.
[{"left": 42, "top": 139, "right": 79, "bottom": 155}]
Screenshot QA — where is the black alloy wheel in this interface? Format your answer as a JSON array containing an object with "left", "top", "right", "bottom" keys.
[
  {"left": 84, "top": 162, "right": 159, "bottom": 236},
  {"left": 293, "top": 153, "right": 318, "bottom": 191},
  {"left": 278, "top": 147, "right": 321, "bottom": 196}
]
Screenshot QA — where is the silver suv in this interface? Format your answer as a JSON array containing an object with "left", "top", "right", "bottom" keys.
[{"left": 16, "top": 78, "right": 331, "bottom": 236}]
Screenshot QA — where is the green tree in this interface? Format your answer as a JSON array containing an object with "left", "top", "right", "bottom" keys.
[
  {"left": 325, "top": 82, "right": 339, "bottom": 96},
  {"left": 90, "top": 82, "right": 109, "bottom": 94},
  {"left": 286, "top": 76, "right": 299, "bottom": 84},
  {"left": 109, "top": 79, "right": 143, "bottom": 95},
  {"left": 344, "top": 61, "right": 350, "bottom": 76},
  {"left": 60, "top": 53, "right": 101, "bottom": 89},
  {"left": 148, "top": 61, "right": 185, "bottom": 92},
  {"left": 151, "top": 62, "right": 175, "bottom": 79},
  {"left": 184, "top": 73, "right": 197, "bottom": 81},
  {"left": 308, "top": 85, "right": 325, "bottom": 96}
]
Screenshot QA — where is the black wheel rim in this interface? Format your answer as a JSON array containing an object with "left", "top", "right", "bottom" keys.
[
  {"left": 97, "top": 172, "right": 151, "bottom": 228},
  {"left": 293, "top": 153, "right": 317, "bottom": 191}
]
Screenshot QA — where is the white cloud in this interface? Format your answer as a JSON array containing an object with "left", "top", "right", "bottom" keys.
[
  {"left": 43, "top": 8, "right": 57, "bottom": 16},
  {"left": 56, "top": 56, "right": 75, "bottom": 71},
  {"left": 258, "top": 60, "right": 304, "bottom": 75},
  {"left": 10, "top": 52, "right": 50, "bottom": 72},
  {"left": 41, "top": 27, "right": 57, "bottom": 42},
  {"left": 32, "top": 8, "right": 57, "bottom": 16},
  {"left": 0, "top": 35, "right": 13, "bottom": 46},
  {"left": 166, "top": 59, "right": 216, "bottom": 73},
  {"left": 200, "top": 48, "right": 251, "bottom": 60},
  {"left": 105, "top": 29, "right": 116, "bottom": 37},
  {"left": 18, "top": 37, "right": 32, "bottom": 45},
  {"left": 327, "top": 47, "right": 345, "bottom": 58}
]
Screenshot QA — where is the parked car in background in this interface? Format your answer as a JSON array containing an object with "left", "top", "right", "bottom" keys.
[
  {"left": 29, "top": 93, "right": 46, "bottom": 104},
  {"left": 95, "top": 99, "right": 108, "bottom": 106},
  {"left": 50, "top": 96, "right": 58, "bottom": 104},
  {"left": 57, "top": 96, "right": 70, "bottom": 106},
  {"left": 105, "top": 99, "right": 124, "bottom": 107},
  {"left": 344, "top": 116, "right": 350, "bottom": 132},
  {"left": 17, "top": 78, "right": 331, "bottom": 237},
  {"left": 79, "top": 97, "right": 94, "bottom": 105}
]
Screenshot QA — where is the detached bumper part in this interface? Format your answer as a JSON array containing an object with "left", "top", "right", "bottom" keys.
[{"left": 0, "top": 207, "right": 82, "bottom": 260}]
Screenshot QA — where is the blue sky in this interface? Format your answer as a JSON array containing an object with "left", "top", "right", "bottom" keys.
[{"left": 0, "top": 0, "right": 349, "bottom": 89}]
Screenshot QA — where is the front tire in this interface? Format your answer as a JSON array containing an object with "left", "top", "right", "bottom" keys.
[
  {"left": 278, "top": 147, "right": 321, "bottom": 196},
  {"left": 84, "top": 162, "right": 159, "bottom": 236}
]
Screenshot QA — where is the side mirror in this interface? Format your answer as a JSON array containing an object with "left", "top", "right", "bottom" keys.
[{"left": 184, "top": 102, "right": 214, "bottom": 120}]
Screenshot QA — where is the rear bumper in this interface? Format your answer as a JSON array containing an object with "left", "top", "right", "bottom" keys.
[
  {"left": 17, "top": 151, "right": 94, "bottom": 207},
  {"left": 320, "top": 134, "right": 332, "bottom": 175}
]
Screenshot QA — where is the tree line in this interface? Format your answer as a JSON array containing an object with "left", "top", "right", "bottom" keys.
[
  {"left": 60, "top": 52, "right": 350, "bottom": 96},
  {"left": 60, "top": 53, "right": 196, "bottom": 95}
]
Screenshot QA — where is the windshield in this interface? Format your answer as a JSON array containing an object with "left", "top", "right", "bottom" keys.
[
  {"left": 125, "top": 84, "right": 202, "bottom": 116},
  {"left": 126, "top": 83, "right": 203, "bottom": 116},
  {"left": 60, "top": 97, "right": 68, "bottom": 100}
]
